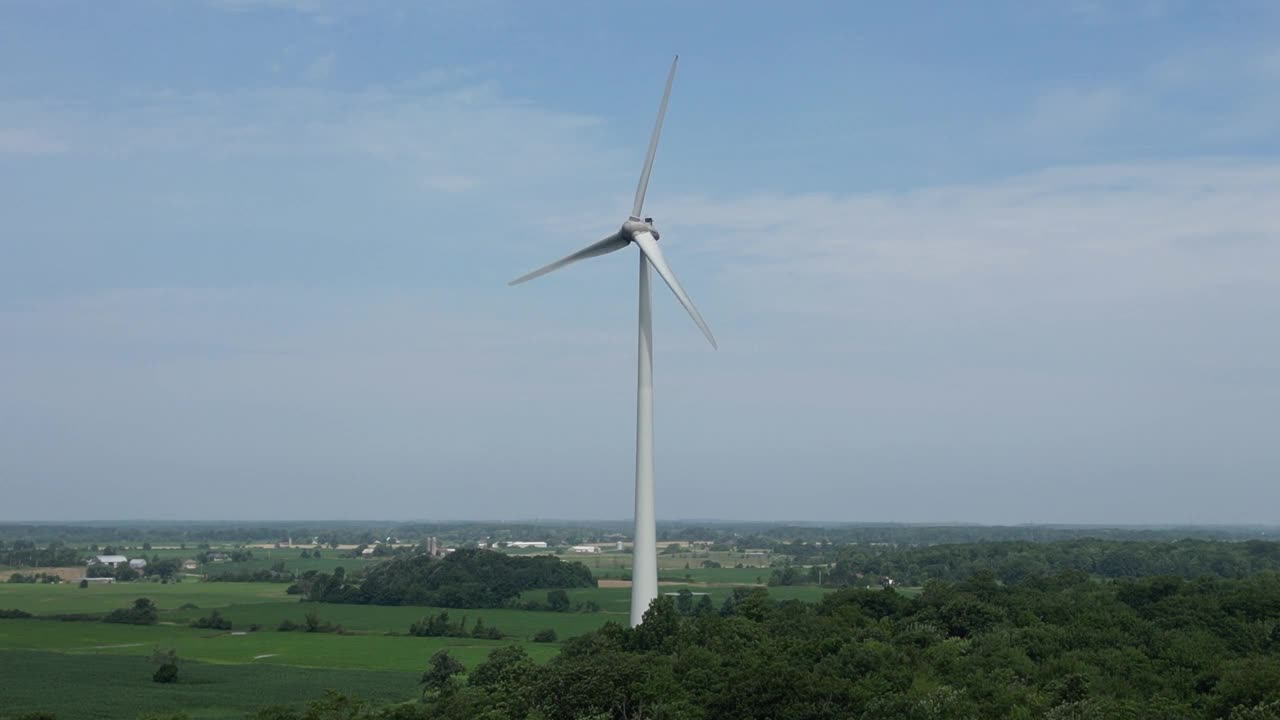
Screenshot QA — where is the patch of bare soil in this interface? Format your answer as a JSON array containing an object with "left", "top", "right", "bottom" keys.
[{"left": 10, "top": 567, "right": 86, "bottom": 582}]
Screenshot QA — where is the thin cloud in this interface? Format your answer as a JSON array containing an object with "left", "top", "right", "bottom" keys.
[{"left": 0, "top": 128, "right": 67, "bottom": 155}]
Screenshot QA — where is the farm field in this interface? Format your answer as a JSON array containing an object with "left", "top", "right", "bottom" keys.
[
  {"left": 0, "top": 618, "right": 560, "bottom": 671},
  {"left": 0, "top": 580, "right": 292, "bottom": 614},
  {"left": 0, "top": 650, "right": 419, "bottom": 720},
  {"left": 0, "top": 567, "right": 841, "bottom": 718}
]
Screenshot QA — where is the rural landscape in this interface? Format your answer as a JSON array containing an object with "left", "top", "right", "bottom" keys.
[
  {"left": 4, "top": 522, "right": 1280, "bottom": 718},
  {"left": 6, "top": 1, "right": 1280, "bottom": 719}
]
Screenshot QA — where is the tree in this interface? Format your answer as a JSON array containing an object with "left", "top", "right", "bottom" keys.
[
  {"left": 105, "top": 597, "right": 158, "bottom": 625},
  {"left": 533, "top": 628, "right": 558, "bottom": 643},
  {"left": 78, "top": 579, "right": 88, "bottom": 589},
  {"left": 546, "top": 590, "right": 571, "bottom": 612},
  {"left": 151, "top": 647, "right": 179, "bottom": 683},
  {"left": 420, "top": 650, "right": 465, "bottom": 698},
  {"left": 468, "top": 645, "right": 534, "bottom": 690},
  {"left": 675, "top": 588, "right": 694, "bottom": 616}
]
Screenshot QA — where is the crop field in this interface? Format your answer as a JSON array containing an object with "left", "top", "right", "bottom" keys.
[
  {"left": 0, "top": 618, "right": 561, "bottom": 671},
  {"left": 0, "top": 650, "right": 420, "bottom": 720},
  {"left": 0, "top": 566, "right": 839, "bottom": 719},
  {"left": 0, "top": 580, "right": 291, "bottom": 614}
]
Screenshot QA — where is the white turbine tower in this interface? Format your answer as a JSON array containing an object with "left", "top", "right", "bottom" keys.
[{"left": 510, "top": 56, "right": 715, "bottom": 627}]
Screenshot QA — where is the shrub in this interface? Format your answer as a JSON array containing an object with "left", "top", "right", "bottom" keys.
[
  {"left": 78, "top": 579, "right": 88, "bottom": 588},
  {"left": 152, "top": 663, "right": 179, "bottom": 683},
  {"left": 533, "top": 628, "right": 558, "bottom": 643},
  {"left": 190, "top": 610, "right": 232, "bottom": 630},
  {"left": 277, "top": 619, "right": 299, "bottom": 631},
  {"left": 151, "top": 646, "right": 180, "bottom": 684},
  {"left": 0, "top": 608, "right": 34, "bottom": 619},
  {"left": 178, "top": 603, "right": 199, "bottom": 610},
  {"left": 103, "top": 598, "right": 158, "bottom": 625}
]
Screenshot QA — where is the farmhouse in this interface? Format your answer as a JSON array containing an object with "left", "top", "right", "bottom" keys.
[
  {"left": 570, "top": 545, "right": 601, "bottom": 553},
  {"left": 508, "top": 541, "right": 548, "bottom": 549},
  {"left": 91, "top": 555, "right": 128, "bottom": 568},
  {"left": 182, "top": 560, "right": 199, "bottom": 570},
  {"left": 207, "top": 552, "right": 229, "bottom": 562}
]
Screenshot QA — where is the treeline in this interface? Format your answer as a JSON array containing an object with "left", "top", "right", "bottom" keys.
[
  {"left": 255, "top": 572, "right": 1280, "bottom": 720},
  {"left": 408, "top": 611, "right": 504, "bottom": 639},
  {"left": 0, "top": 540, "right": 81, "bottom": 567},
  {"left": 660, "top": 523, "right": 1280, "bottom": 549},
  {"left": 826, "top": 538, "right": 1280, "bottom": 586},
  {"left": 298, "top": 549, "right": 594, "bottom": 608}
]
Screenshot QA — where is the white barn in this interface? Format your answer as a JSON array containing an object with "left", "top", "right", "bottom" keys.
[{"left": 92, "top": 555, "right": 128, "bottom": 568}]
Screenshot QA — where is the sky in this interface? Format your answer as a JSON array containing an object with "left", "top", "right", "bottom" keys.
[{"left": 2, "top": 1, "right": 1279, "bottom": 524}]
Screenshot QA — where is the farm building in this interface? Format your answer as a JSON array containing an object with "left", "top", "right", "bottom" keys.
[
  {"left": 570, "top": 545, "right": 601, "bottom": 553},
  {"left": 361, "top": 547, "right": 375, "bottom": 556},
  {"left": 128, "top": 559, "right": 147, "bottom": 570},
  {"left": 508, "top": 541, "right": 548, "bottom": 549},
  {"left": 81, "top": 576, "right": 115, "bottom": 584},
  {"left": 207, "top": 552, "right": 229, "bottom": 562},
  {"left": 182, "top": 560, "right": 199, "bottom": 570},
  {"left": 91, "top": 555, "right": 128, "bottom": 568}
]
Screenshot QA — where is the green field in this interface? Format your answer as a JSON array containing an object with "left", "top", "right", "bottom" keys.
[
  {"left": 0, "top": 568, "right": 836, "bottom": 718},
  {"left": 0, "top": 580, "right": 292, "bottom": 614},
  {"left": 0, "top": 618, "right": 559, "bottom": 671},
  {"left": 0, "top": 649, "right": 419, "bottom": 720}
]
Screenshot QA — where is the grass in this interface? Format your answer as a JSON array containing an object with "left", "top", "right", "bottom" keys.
[
  {"left": 162, "top": 600, "right": 618, "bottom": 639},
  {"left": 0, "top": 618, "right": 560, "bottom": 672},
  {"left": 0, "top": 649, "right": 418, "bottom": 720},
  {"left": 0, "top": 580, "right": 292, "bottom": 614},
  {"left": 0, "top": 573, "right": 841, "bottom": 693}
]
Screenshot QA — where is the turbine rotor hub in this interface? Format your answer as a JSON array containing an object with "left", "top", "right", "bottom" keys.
[{"left": 622, "top": 218, "right": 659, "bottom": 242}]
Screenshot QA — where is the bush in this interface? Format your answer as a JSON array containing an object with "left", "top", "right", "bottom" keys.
[
  {"left": 546, "top": 590, "right": 571, "bottom": 612},
  {"left": 533, "top": 628, "right": 558, "bottom": 643},
  {"left": 78, "top": 579, "right": 88, "bottom": 589},
  {"left": 0, "top": 608, "right": 34, "bottom": 619},
  {"left": 103, "top": 598, "right": 158, "bottom": 625},
  {"left": 190, "top": 610, "right": 232, "bottom": 630},
  {"left": 151, "top": 646, "right": 180, "bottom": 684},
  {"left": 277, "top": 619, "right": 299, "bottom": 631},
  {"left": 178, "top": 603, "right": 199, "bottom": 610},
  {"left": 152, "top": 663, "right": 179, "bottom": 683},
  {"left": 471, "top": 618, "right": 503, "bottom": 640}
]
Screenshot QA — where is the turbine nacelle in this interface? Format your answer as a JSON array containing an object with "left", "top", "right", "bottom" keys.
[{"left": 622, "top": 218, "right": 659, "bottom": 242}]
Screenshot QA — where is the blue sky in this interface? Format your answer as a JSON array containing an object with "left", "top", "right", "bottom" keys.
[{"left": 3, "top": 1, "right": 1279, "bottom": 523}]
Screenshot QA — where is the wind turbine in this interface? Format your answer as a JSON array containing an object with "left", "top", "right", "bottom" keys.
[{"left": 509, "top": 56, "right": 715, "bottom": 627}]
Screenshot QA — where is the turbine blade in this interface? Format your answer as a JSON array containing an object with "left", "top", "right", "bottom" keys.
[
  {"left": 508, "top": 233, "right": 628, "bottom": 286},
  {"left": 631, "top": 55, "right": 678, "bottom": 219},
  {"left": 632, "top": 231, "right": 717, "bottom": 349}
]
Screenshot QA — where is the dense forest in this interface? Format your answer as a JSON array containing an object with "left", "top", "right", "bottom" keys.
[
  {"left": 822, "top": 539, "right": 1280, "bottom": 586},
  {"left": 254, "top": 572, "right": 1280, "bottom": 720},
  {"left": 300, "top": 549, "right": 595, "bottom": 608}
]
